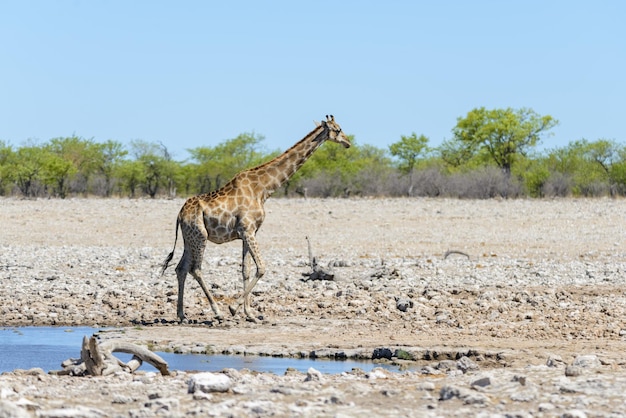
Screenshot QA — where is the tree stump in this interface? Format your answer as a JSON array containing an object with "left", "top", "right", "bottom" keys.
[{"left": 301, "top": 236, "right": 335, "bottom": 281}]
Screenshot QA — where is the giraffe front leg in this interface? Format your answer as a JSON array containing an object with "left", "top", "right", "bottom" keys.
[
  {"left": 229, "top": 232, "right": 266, "bottom": 320},
  {"left": 241, "top": 243, "right": 255, "bottom": 320}
]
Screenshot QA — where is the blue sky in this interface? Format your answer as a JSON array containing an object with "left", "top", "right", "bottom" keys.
[{"left": 1, "top": 1, "right": 624, "bottom": 160}]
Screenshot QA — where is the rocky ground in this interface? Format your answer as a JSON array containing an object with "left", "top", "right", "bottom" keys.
[{"left": 1, "top": 197, "right": 626, "bottom": 417}]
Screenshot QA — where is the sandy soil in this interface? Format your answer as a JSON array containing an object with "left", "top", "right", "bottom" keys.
[{"left": 2, "top": 197, "right": 626, "bottom": 417}]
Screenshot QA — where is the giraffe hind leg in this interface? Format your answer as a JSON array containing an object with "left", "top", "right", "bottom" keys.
[
  {"left": 176, "top": 245, "right": 224, "bottom": 323},
  {"left": 174, "top": 251, "right": 191, "bottom": 323}
]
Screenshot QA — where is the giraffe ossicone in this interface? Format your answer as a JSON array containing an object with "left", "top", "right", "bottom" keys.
[{"left": 161, "top": 115, "right": 350, "bottom": 322}]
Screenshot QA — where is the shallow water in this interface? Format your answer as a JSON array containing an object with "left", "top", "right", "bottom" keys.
[
  {"left": 0, "top": 327, "right": 407, "bottom": 374},
  {"left": 0, "top": 327, "right": 96, "bottom": 373}
]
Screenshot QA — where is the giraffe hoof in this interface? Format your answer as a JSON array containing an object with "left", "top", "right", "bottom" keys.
[
  {"left": 215, "top": 314, "right": 224, "bottom": 323},
  {"left": 228, "top": 305, "right": 238, "bottom": 316}
]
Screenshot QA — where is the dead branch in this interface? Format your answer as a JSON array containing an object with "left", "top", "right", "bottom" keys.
[
  {"left": 443, "top": 250, "right": 471, "bottom": 260},
  {"left": 301, "top": 236, "right": 335, "bottom": 281}
]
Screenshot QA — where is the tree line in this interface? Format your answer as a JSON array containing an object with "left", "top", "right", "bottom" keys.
[{"left": 1, "top": 107, "right": 624, "bottom": 199}]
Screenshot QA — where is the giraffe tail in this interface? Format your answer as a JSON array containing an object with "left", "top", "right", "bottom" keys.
[{"left": 160, "top": 218, "right": 180, "bottom": 275}]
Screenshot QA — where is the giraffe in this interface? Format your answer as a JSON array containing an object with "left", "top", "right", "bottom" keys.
[{"left": 161, "top": 115, "right": 350, "bottom": 322}]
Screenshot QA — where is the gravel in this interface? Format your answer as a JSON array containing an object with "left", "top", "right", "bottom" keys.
[{"left": 2, "top": 197, "right": 626, "bottom": 416}]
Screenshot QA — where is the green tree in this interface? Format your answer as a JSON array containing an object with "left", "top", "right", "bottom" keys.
[
  {"left": 544, "top": 139, "right": 615, "bottom": 196},
  {"left": 389, "top": 133, "right": 429, "bottom": 174},
  {"left": 44, "top": 136, "right": 102, "bottom": 197},
  {"left": 0, "top": 141, "right": 14, "bottom": 195},
  {"left": 291, "top": 137, "right": 393, "bottom": 196},
  {"left": 188, "top": 132, "right": 271, "bottom": 192},
  {"left": 585, "top": 139, "right": 620, "bottom": 174},
  {"left": 130, "top": 140, "right": 177, "bottom": 198},
  {"left": 514, "top": 154, "right": 551, "bottom": 197},
  {"left": 42, "top": 150, "right": 75, "bottom": 198},
  {"left": 608, "top": 148, "right": 626, "bottom": 195},
  {"left": 452, "top": 107, "right": 558, "bottom": 176},
  {"left": 438, "top": 138, "right": 491, "bottom": 171},
  {"left": 9, "top": 144, "right": 46, "bottom": 197},
  {"left": 389, "top": 133, "right": 430, "bottom": 195},
  {"left": 583, "top": 139, "right": 625, "bottom": 196},
  {"left": 296, "top": 136, "right": 358, "bottom": 179},
  {"left": 95, "top": 140, "right": 128, "bottom": 196},
  {"left": 175, "top": 162, "right": 200, "bottom": 196},
  {"left": 116, "top": 159, "right": 145, "bottom": 197}
]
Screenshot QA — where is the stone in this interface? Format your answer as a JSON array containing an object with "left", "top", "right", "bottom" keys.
[
  {"left": 439, "top": 385, "right": 489, "bottom": 405},
  {"left": 547, "top": 354, "right": 565, "bottom": 368},
  {"left": 572, "top": 355, "right": 600, "bottom": 369},
  {"left": 561, "top": 410, "right": 588, "bottom": 418},
  {"left": 565, "top": 365, "right": 584, "bottom": 377},
  {"left": 471, "top": 376, "right": 491, "bottom": 388},
  {"left": 396, "top": 298, "right": 413, "bottom": 312},
  {"left": 145, "top": 398, "right": 180, "bottom": 415},
  {"left": 372, "top": 347, "right": 393, "bottom": 360},
  {"left": 366, "top": 369, "right": 389, "bottom": 380},
  {"left": 456, "top": 356, "right": 479, "bottom": 373},
  {"left": 188, "top": 372, "right": 232, "bottom": 394},
  {"left": 510, "top": 389, "right": 536, "bottom": 402},
  {"left": 435, "top": 359, "right": 457, "bottom": 371},
  {"left": 304, "top": 367, "right": 324, "bottom": 382},
  {"left": 416, "top": 381, "right": 436, "bottom": 391},
  {"left": 538, "top": 402, "right": 556, "bottom": 412},
  {"left": 0, "top": 401, "right": 30, "bottom": 418},
  {"left": 37, "top": 406, "right": 107, "bottom": 418}
]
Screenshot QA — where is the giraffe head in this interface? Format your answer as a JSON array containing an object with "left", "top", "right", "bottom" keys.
[{"left": 321, "top": 115, "right": 351, "bottom": 148}]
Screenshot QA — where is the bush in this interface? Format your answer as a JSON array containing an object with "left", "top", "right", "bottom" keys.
[
  {"left": 542, "top": 173, "right": 572, "bottom": 197},
  {"left": 409, "top": 167, "right": 447, "bottom": 197},
  {"left": 446, "top": 167, "right": 522, "bottom": 199}
]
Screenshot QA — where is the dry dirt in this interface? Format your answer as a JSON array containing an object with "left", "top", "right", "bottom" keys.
[{"left": 2, "top": 197, "right": 626, "bottom": 417}]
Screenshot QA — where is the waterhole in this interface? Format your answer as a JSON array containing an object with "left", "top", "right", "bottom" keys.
[{"left": 0, "top": 327, "right": 409, "bottom": 374}]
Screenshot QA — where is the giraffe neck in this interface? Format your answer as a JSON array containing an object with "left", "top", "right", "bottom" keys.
[{"left": 248, "top": 124, "right": 328, "bottom": 199}]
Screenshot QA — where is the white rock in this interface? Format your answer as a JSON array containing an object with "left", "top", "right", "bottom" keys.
[
  {"left": 0, "top": 400, "right": 30, "bottom": 418},
  {"left": 572, "top": 355, "right": 600, "bottom": 369},
  {"left": 188, "top": 372, "right": 232, "bottom": 394},
  {"left": 304, "top": 367, "right": 324, "bottom": 382},
  {"left": 561, "top": 410, "right": 588, "bottom": 418},
  {"left": 366, "top": 369, "right": 389, "bottom": 380},
  {"left": 37, "top": 406, "right": 107, "bottom": 418}
]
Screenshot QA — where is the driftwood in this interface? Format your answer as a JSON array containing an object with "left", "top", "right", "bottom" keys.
[
  {"left": 54, "top": 335, "right": 169, "bottom": 376},
  {"left": 301, "top": 236, "right": 335, "bottom": 281}
]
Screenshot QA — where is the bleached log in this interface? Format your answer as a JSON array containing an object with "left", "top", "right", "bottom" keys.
[
  {"left": 100, "top": 340, "right": 170, "bottom": 375},
  {"left": 69, "top": 335, "right": 169, "bottom": 376},
  {"left": 81, "top": 336, "right": 106, "bottom": 376}
]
